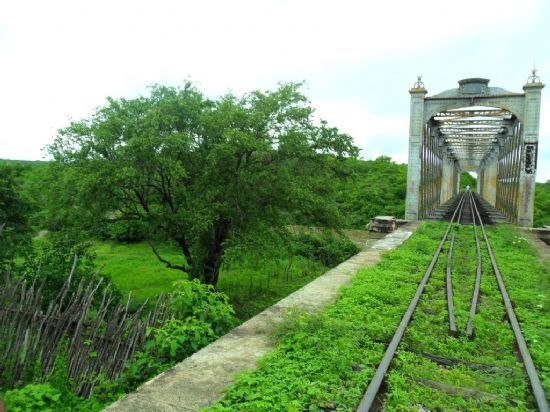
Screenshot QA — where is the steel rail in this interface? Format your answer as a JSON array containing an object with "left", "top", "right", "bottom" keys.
[
  {"left": 465, "top": 191, "right": 482, "bottom": 338},
  {"left": 470, "top": 193, "right": 549, "bottom": 412},
  {"left": 456, "top": 193, "right": 466, "bottom": 225},
  {"left": 356, "top": 193, "right": 467, "bottom": 412},
  {"left": 446, "top": 233, "right": 457, "bottom": 336}
]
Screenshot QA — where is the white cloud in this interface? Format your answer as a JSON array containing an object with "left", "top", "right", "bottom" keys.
[
  {"left": 313, "top": 98, "right": 408, "bottom": 160},
  {"left": 0, "top": 0, "right": 546, "bottom": 167}
]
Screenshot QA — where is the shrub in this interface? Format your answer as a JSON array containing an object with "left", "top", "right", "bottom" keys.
[
  {"left": 169, "top": 279, "right": 238, "bottom": 335},
  {"left": 293, "top": 231, "right": 359, "bottom": 267},
  {"left": 108, "top": 220, "right": 148, "bottom": 242},
  {"left": 0, "top": 164, "right": 33, "bottom": 265},
  {"left": 120, "top": 280, "right": 237, "bottom": 389},
  {"left": 122, "top": 318, "right": 217, "bottom": 387},
  {"left": 15, "top": 238, "right": 120, "bottom": 307},
  {"left": 3, "top": 384, "right": 64, "bottom": 412}
]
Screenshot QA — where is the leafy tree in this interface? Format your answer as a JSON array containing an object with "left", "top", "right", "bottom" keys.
[
  {"left": 459, "top": 172, "right": 477, "bottom": 191},
  {"left": 15, "top": 238, "right": 119, "bottom": 307},
  {"left": 334, "top": 156, "right": 407, "bottom": 228},
  {"left": 0, "top": 165, "right": 33, "bottom": 264},
  {"left": 47, "top": 82, "right": 358, "bottom": 285},
  {"left": 534, "top": 181, "right": 550, "bottom": 227}
]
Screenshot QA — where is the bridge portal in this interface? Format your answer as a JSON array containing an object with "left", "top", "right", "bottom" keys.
[{"left": 405, "top": 73, "right": 544, "bottom": 226}]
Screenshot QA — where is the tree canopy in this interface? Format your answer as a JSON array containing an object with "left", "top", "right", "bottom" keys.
[
  {"left": 534, "top": 181, "right": 550, "bottom": 227},
  {"left": 0, "top": 164, "right": 33, "bottom": 264},
  {"left": 335, "top": 156, "right": 407, "bottom": 228},
  {"left": 459, "top": 172, "right": 477, "bottom": 191},
  {"left": 47, "top": 82, "right": 358, "bottom": 284}
]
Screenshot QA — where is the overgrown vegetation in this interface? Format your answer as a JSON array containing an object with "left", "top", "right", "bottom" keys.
[
  {"left": 0, "top": 83, "right": 365, "bottom": 410},
  {"left": 206, "top": 223, "right": 549, "bottom": 411},
  {"left": 0, "top": 164, "right": 33, "bottom": 263},
  {"left": 459, "top": 172, "right": 477, "bottom": 191},
  {"left": 534, "top": 180, "right": 550, "bottom": 227},
  {"left": 0, "top": 263, "right": 238, "bottom": 411},
  {"left": 44, "top": 82, "right": 358, "bottom": 285},
  {"left": 335, "top": 157, "right": 407, "bottom": 228},
  {"left": 219, "top": 230, "right": 359, "bottom": 320},
  {"left": 382, "top": 225, "right": 547, "bottom": 411}
]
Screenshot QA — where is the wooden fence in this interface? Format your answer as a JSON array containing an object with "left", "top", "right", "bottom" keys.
[{"left": 0, "top": 256, "right": 168, "bottom": 397}]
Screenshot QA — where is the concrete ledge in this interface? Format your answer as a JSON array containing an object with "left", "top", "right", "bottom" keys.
[{"left": 105, "top": 222, "right": 420, "bottom": 411}]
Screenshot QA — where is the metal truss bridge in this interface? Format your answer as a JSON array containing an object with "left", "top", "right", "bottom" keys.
[{"left": 405, "top": 73, "right": 545, "bottom": 226}]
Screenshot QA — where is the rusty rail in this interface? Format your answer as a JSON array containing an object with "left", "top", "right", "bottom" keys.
[
  {"left": 466, "top": 191, "right": 482, "bottom": 338},
  {"left": 446, "top": 234, "right": 457, "bottom": 336},
  {"left": 471, "top": 192, "right": 549, "bottom": 412},
  {"left": 356, "top": 192, "right": 467, "bottom": 412},
  {"left": 356, "top": 192, "right": 549, "bottom": 411}
]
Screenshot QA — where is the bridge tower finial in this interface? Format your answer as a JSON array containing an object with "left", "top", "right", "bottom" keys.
[
  {"left": 528, "top": 66, "right": 541, "bottom": 83},
  {"left": 413, "top": 75, "right": 425, "bottom": 88}
]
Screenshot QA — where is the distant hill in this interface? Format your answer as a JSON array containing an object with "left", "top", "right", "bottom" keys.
[{"left": 0, "top": 159, "right": 49, "bottom": 168}]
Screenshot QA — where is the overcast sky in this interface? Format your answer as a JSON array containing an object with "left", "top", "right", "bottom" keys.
[{"left": 1, "top": 0, "right": 549, "bottom": 181}]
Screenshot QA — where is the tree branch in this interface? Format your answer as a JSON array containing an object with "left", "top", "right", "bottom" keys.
[{"left": 147, "top": 241, "right": 187, "bottom": 272}]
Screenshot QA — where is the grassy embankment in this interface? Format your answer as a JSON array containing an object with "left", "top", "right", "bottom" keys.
[
  {"left": 93, "top": 240, "right": 329, "bottom": 320},
  {"left": 206, "top": 223, "right": 549, "bottom": 411}
]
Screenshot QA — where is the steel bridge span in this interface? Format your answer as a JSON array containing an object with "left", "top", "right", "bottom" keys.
[{"left": 405, "top": 72, "right": 544, "bottom": 227}]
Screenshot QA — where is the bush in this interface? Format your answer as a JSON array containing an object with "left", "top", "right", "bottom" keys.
[
  {"left": 3, "top": 384, "right": 64, "bottom": 412},
  {"left": 0, "top": 164, "right": 33, "bottom": 265},
  {"left": 120, "top": 280, "right": 237, "bottom": 389},
  {"left": 15, "top": 238, "right": 121, "bottom": 308},
  {"left": 122, "top": 318, "right": 217, "bottom": 387},
  {"left": 108, "top": 220, "right": 148, "bottom": 242},
  {"left": 169, "top": 279, "right": 238, "bottom": 335},
  {"left": 293, "top": 231, "right": 359, "bottom": 267}
]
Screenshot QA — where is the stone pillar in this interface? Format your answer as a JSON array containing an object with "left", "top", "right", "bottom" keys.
[
  {"left": 517, "top": 80, "right": 544, "bottom": 226},
  {"left": 405, "top": 84, "right": 428, "bottom": 220},
  {"left": 453, "top": 164, "right": 460, "bottom": 196},
  {"left": 478, "top": 166, "right": 485, "bottom": 197},
  {"left": 440, "top": 159, "right": 454, "bottom": 204},
  {"left": 483, "top": 155, "right": 498, "bottom": 206}
]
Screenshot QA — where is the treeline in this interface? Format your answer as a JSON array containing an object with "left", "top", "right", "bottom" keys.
[
  {"left": 534, "top": 181, "right": 550, "bottom": 227},
  {"left": 1, "top": 155, "right": 407, "bottom": 255},
  {"left": 4, "top": 157, "right": 550, "bottom": 244},
  {"left": 335, "top": 157, "right": 407, "bottom": 228}
]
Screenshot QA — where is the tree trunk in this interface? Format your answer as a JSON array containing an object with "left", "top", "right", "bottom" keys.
[
  {"left": 199, "top": 221, "right": 229, "bottom": 286},
  {"left": 202, "top": 254, "right": 222, "bottom": 286}
]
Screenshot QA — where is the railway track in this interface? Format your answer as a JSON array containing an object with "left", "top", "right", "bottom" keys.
[{"left": 356, "top": 191, "right": 549, "bottom": 412}]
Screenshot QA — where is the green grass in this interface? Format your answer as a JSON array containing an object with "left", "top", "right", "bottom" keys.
[
  {"left": 383, "top": 224, "right": 534, "bottom": 411},
  {"left": 206, "top": 222, "right": 549, "bottom": 411},
  {"left": 92, "top": 240, "right": 187, "bottom": 307},
  {"left": 93, "top": 240, "right": 329, "bottom": 320},
  {"left": 218, "top": 256, "right": 326, "bottom": 320}
]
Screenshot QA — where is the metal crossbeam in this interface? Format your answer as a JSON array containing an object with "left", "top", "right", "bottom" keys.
[
  {"left": 434, "top": 109, "right": 510, "bottom": 118},
  {"left": 433, "top": 107, "right": 515, "bottom": 163},
  {"left": 439, "top": 127, "right": 504, "bottom": 133},
  {"left": 441, "top": 134, "right": 499, "bottom": 138},
  {"left": 435, "top": 120, "right": 510, "bottom": 126}
]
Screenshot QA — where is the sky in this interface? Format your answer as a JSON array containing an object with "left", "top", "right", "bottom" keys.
[{"left": 1, "top": 0, "right": 550, "bottom": 181}]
